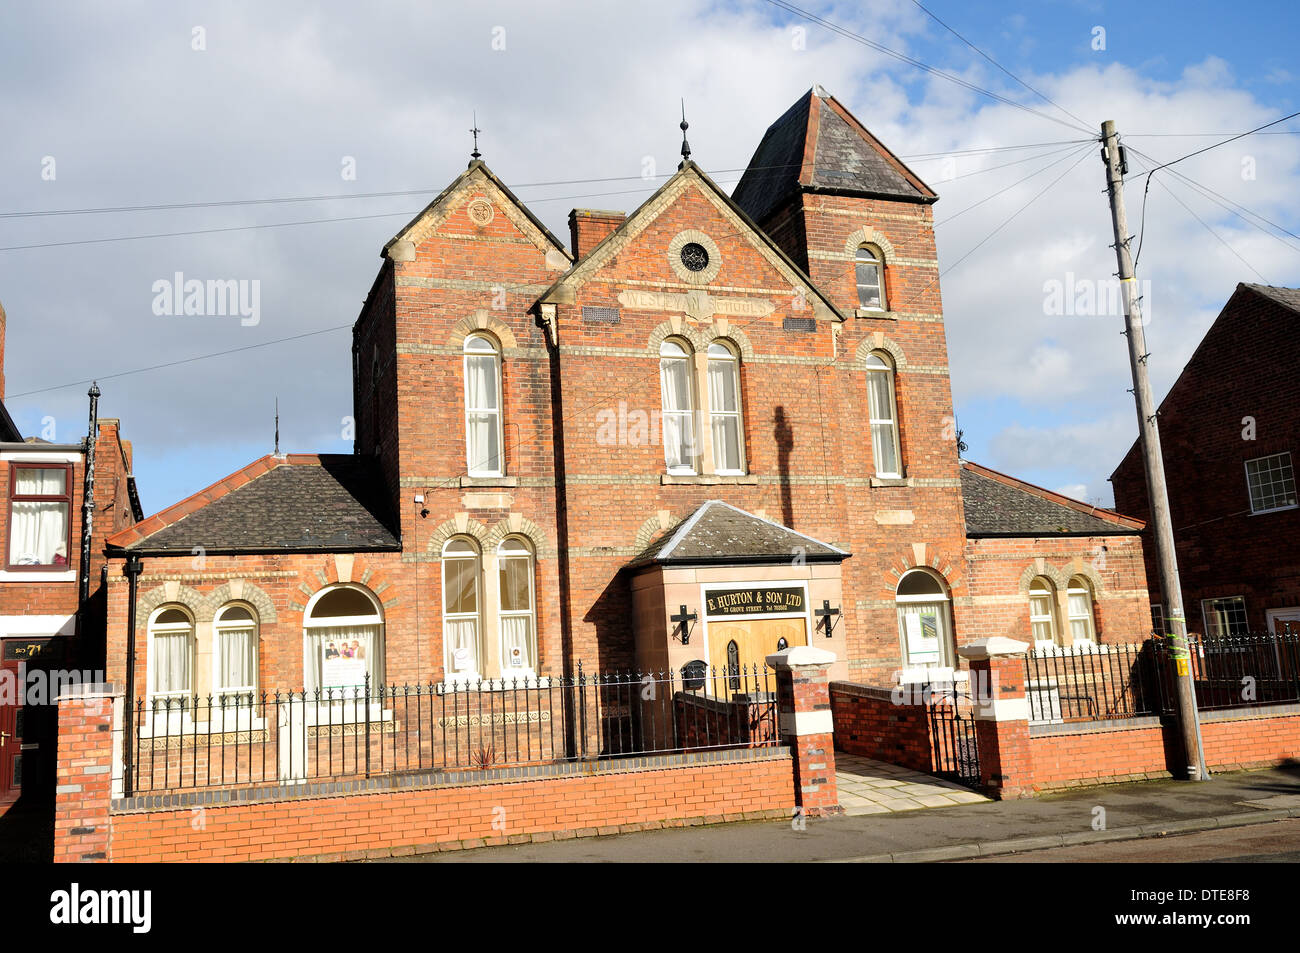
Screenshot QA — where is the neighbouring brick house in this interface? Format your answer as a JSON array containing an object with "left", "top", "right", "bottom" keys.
[
  {"left": 101, "top": 86, "right": 1153, "bottom": 720},
  {"left": 1112, "top": 283, "right": 1300, "bottom": 638},
  {"left": 0, "top": 298, "right": 144, "bottom": 804}
]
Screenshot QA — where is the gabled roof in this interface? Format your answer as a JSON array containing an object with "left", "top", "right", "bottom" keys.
[
  {"left": 732, "top": 86, "right": 937, "bottom": 225},
  {"left": 961, "top": 461, "right": 1144, "bottom": 538},
  {"left": 537, "top": 160, "right": 845, "bottom": 322},
  {"left": 628, "top": 500, "right": 849, "bottom": 568},
  {"left": 1109, "top": 282, "right": 1300, "bottom": 480},
  {"left": 107, "top": 454, "right": 400, "bottom": 555},
  {"left": 383, "top": 159, "right": 571, "bottom": 261}
]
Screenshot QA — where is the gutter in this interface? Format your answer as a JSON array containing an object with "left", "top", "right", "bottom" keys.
[{"left": 78, "top": 383, "right": 100, "bottom": 608}]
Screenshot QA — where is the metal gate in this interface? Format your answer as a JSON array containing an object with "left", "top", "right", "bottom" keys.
[{"left": 925, "top": 687, "right": 981, "bottom": 787}]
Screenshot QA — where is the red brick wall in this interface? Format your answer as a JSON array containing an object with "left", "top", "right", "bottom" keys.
[
  {"left": 1111, "top": 285, "right": 1300, "bottom": 631},
  {"left": 963, "top": 534, "right": 1151, "bottom": 645},
  {"left": 106, "top": 753, "right": 793, "bottom": 862},
  {"left": 53, "top": 688, "right": 115, "bottom": 862},
  {"left": 829, "top": 681, "right": 937, "bottom": 772}
]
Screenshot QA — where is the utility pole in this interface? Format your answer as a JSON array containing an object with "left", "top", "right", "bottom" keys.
[{"left": 1100, "top": 119, "right": 1207, "bottom": 780}]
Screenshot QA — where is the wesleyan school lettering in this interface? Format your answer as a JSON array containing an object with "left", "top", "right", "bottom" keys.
[{"left": 704, "top": 587, "right": 804, "bottom": 617}]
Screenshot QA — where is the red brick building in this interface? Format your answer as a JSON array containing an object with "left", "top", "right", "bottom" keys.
[
  {"left": 1112, "top": 283, "right": 1300, "bottom": 637},
  {"left": 101, "top": 88, "right": 1152, "bottom": 713},
  {"left": 0, "top": 298, "right": 143, "bottom": 804}
]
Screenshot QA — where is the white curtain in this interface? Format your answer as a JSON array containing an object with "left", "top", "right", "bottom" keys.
[
  {"left": 465, "top": 353, "right": 501, "bottom": 473},
  {"left": 304, "top": 624, "right": 381, "bottom": 692},
  {"left": 150, "top": 632, "right": 192, "bottom": 697},
  {"left": 1069, "top": 591, "right": 1093, "bottom": 641},
  {"left": 444, "top": 618, "right": 479, "bottom": 674},
  {"left": 217, "top": 626, "right": 256, "bottom": 693},
  {"left": 708, "top": 358, "right": 741, "bottom": 472},
  {"left": 9, "top": 468, "right": 68, "bottom": 566},
  {"left": 660, "top": 357, "right": 693, "bottom": 470},
  {"left": 500, "top": 616, "right": 533, "bottom": 672},
  {"left": 867, "top": 371, "right": 899, "bottom": 476}
]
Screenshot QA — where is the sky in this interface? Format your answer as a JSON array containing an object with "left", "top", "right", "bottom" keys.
[{"left": 1, "top": 0, "right": 1297, "bottom": 514}]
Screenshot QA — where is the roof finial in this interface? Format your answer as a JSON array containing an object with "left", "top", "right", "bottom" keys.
[
  {"left": 470, "top": 111, "right": 482, "bottom": 163},
  {"left": 274, "top": 397, "right": 280, "bottom": 456},
  {"left": 679, "top": 99, "right": 691, "bottom": 167}
]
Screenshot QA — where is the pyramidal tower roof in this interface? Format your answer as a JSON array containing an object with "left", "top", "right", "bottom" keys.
[{"left": 732, "top": 85, "right": 937, "bottom": 225}]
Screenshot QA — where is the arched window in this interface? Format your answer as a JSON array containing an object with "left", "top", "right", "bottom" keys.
[
  {"left": 497, "top": 537, "right": 537, "bottom": 676},
  {"left": 896, "top": 569, "right": 955, "bottom": 672},
  {"left": 726, "top": 640, "right": 741, "bottom": 692},
  {"left": 659, "top": 338, "right": 697, "bottom": 474},
  {"left": 148, "top": 606, "right": 194, "bottom": 703},
  {"left": 707, "top": 341, "right": 745, "bottom": 474},
  {"left": 865, "top": 351, "right": 902, "bottom": 478},
  {"left": 1029, "top": 578, "right": 1059, "bottom": 648},
  {"left": 464, "top": 334, "right": 503, "bottom": 476},
  {"left": 214, "top": 603, "right": 258, "bottom": 697},
  {"left": 855, "top": 244, "right": 885, "bottom": 310},
  {"left": 442, "top": 538, "right": 482, "bottom": 678},
  {"left": 303, "top": 585, "right": 384, "bottom": 692},
  {"left": 1067, "top": 576, "right": 1097, "bottom": 644}
]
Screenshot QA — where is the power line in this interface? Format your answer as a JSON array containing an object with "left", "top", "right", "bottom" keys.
[
  {"left": 763, "top": 0, "right": 1097, "bottom": 136},
  {"left": 906, "top": 0, "right": 1094, "bottom": 131},
  {"left": 7, "top": 138, "right": 1094, "bottom": 405}
]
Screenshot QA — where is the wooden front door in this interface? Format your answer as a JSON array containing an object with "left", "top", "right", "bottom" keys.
[
  {"left": 0, "top": 659, "right": 21, "bottom": 802},
  {"left": 708, "top": 618, "right": 807, "bottom": 685}
]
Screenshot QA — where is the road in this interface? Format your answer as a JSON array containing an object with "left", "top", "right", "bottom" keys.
[{"left": 953, "top": 817, "right": 1300, "bottom": 862}]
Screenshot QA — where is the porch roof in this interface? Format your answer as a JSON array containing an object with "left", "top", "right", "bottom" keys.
[{"left": 628, "top": 500, "right": 849, "bottom": 569}]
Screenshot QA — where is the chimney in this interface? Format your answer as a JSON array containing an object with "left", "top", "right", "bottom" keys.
[{"left": 568, "top": 209, "right": 626, "bottom": 259}]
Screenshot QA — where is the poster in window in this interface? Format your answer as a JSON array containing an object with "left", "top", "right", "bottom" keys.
[
  {"left": 905, "top": 611, "right": 940, "bottom": 665},
  {"left": 321, "top": 639, "right": 367, "bottom": 690}
]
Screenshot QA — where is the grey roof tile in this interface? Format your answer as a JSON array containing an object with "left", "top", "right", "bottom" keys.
[
  {"left": 629, "top": 500, "right": 848, "bottom": 567},
  {"left": 961, "top": 465, "right": 1140, "bottom": 537}
]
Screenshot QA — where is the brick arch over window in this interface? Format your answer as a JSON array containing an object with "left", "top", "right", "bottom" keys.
[
  {"left": 1066, "top": 562, "right": 1106, "bottom": 595},
  {"left": 855, "top": 334, "right": 907, "bottom": 370},
  {"left": 448, "top": 310, "right": 519, "bottom": 351},
  {"left": 427, "top": 515, "right": 491, "bottom": 557},
  {"left": 483, "top": 514, "right": 551, "bottom": 556},
  {"left": 647, "top": 319, "right": 709, "bottom": 355},
  {"left": 844, "top": 227, "right": 896, "bottom": 264},
  {"left": 884, "top": 545, "right": 960, "bottom": 595},
  {"left": 1017, "top": 562, "right": 1066, "bottom": 595},
  {"left": 203, "top": 581, "right": 278, "bottom": 624},
  {"left": 137, "top": 582, "right": 208, "bottom": 624},
  {"left": 705, "top": 325, "right": 754, "bottom": 361},
  {"left": 634, "top": 511, "right": 683, "bottom": 551}
]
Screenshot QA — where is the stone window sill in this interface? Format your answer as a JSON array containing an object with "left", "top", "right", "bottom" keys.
[
  {"left": 870, "top": 476, "right": 913, "bottom": 487},
  {"left": 460, "top": 476, "right": 519, "bottom": 488},
  {"left": 661, "top": 473, "right": 759, "bottom": 486},
  {"left": 855, "top": 308, "right": 897, "bottom": 320}
]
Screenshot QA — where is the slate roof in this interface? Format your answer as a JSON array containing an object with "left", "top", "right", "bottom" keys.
[
  {"left": 961, "top": 462, "right": 1143, "bottom": 538},
  {"left": 109, "top": 454, "right": 400, "bottom": 554},
  {"left": 732, "top": 86, "right": 936, "bottom": 225},
  {"left": 629, "top": 500, "right": 849, "bottom": 568},
  {"left": 1243, "top": 283, "right": 1300, "bottom": 314}
]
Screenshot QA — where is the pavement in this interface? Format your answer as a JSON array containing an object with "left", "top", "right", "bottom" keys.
[
  {"left": 407, "top": 760, "right": 1300, "bottom": 863},
  {"left": 834, "top": 753, "right": 989, "bottom": 814}
]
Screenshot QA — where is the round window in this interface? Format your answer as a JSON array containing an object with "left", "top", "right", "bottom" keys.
[{"left": 680, "top": 242, "right": 710, "bottom": 273}]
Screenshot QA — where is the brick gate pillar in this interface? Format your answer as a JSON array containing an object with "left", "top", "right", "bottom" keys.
[
  {"left": 53, "top": 684, "right": 119, "bottom": 863},
  {"left": 958, "top": 637, "right": 1034, "bottom": 800},
  {"left": 766, "top": 646, "right": 843, "bottom": 817}
]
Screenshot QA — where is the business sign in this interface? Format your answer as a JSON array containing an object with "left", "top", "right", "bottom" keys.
[{"left": 704, "top": 587, "right": 804, "bottom": 618}]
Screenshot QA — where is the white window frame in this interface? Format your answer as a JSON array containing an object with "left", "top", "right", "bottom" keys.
[
  {"left": 213, "top": 603, "right": 259, "bottom": 700},
  {"left": 442, "top": 538, "right": 483, "bottom": 683},
  {"left": 1028, "top": 578, "right": 1059, "bottom": 649},
  {"left": 464, "top": 333, "right": 504, "bottom": 477},
  {"left": 1245, "top": 451, "right": 1298, "bottom": 515},
  {"left": 1066, "top": 576, "right": 1097, "bottom": 646},
  {"left": 497, "top": 537, "right": 538, "bottom": 680},
  {"left": 1201, "top": 595, "right": 1248, "bottom": 639},
  {"left": 855, "top": 244, "right": 886, "bottom": 311},
  {"left": 659, "top": 338, "right": 698, "bottom": 475},
  {"left": 707, "top": 341, "right": 746, "bottom": 475},
  {"left": 302, "top": 585, "right": 386, "bottom": 726},
  {"left": 895, "top": 569, "right": 957, "bottom": 681},
  {"left": 147, "top": 606, "right": 195, "bottom": 706},
  {"left": 865, "top": 351, "right": 903, "bottom": 479}
]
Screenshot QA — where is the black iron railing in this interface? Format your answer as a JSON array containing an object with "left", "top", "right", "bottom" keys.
[
  {"left": 1025, "top": 630, "right": 1300, "bottom": 723},
  {"left": 122, "top": 663, "right": 778, "bottom": 795}
]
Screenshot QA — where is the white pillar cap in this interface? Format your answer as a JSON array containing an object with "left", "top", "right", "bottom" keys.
[
  {"left": 766, "top": 646, "right": 837, "bottom": 669},
  {"left": 958, "top": 637, "right": 1029, "bottom": 661}
]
